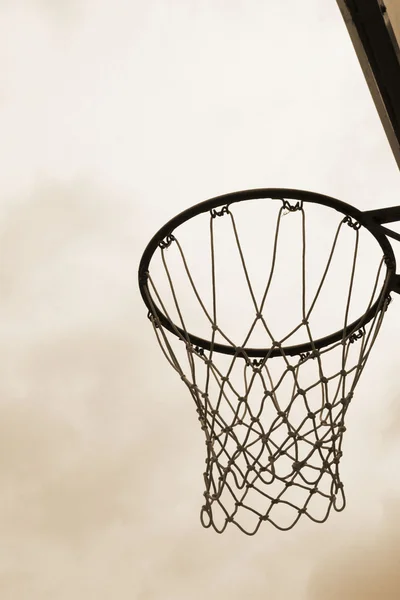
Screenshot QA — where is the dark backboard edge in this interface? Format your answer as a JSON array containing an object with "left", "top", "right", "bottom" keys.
[{"left": 337, "top": 0, "right": 400, "bottom": 169}]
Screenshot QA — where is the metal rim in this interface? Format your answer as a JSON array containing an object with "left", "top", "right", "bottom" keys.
[{"left": 138, "top": 188, "right": 396, "bottom": 357}]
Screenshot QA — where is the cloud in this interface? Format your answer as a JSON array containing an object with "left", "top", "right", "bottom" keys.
[
  {"left": 307, "top": 501, "right": 400, "bottom": 600},
  {"left": 0, "top": 179, "right": 154, "bottom": 580},
  {"left": 0, "top": 178, "right": 138, "bottom": 334},
  {"left": 0, "top": 398, "right": 136, "bottom": 544}
]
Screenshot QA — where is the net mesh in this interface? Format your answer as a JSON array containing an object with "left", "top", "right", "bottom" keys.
[{"left": 143, "top": 199, "right": 391, "bottom": 534}]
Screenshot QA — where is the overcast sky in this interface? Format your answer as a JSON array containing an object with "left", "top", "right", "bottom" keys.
[{"left": 2, "top": 1, "right": 400, "bottom": 598}]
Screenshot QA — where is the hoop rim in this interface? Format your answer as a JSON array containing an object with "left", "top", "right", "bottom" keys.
[{"left": 138, "top": 188, "right": 396, "bottom": 357}]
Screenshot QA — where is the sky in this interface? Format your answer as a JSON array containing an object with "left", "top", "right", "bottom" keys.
[{"left": 1, "top": 0, "right": 400, "bottom": 598}]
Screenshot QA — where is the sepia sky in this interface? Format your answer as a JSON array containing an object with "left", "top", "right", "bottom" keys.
[{"left": 2, "top": 1, "right": 400, "bottom": 598}]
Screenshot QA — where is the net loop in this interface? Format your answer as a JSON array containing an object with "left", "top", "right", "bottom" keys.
[
  {"left": 211, "top": 205, "right": 230, "bottom": 218},
  {"left": 282, "top": 199, "right": 303, "bottom": 212},
  {"left": 159, "top": 234, "right": 176, "bottom": 249},
  {"left": 343, "top": 215, "right": 361, "bottom": 230}
]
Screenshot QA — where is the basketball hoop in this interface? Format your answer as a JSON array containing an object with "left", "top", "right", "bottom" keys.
[{"left": 139, "top": 189, "right": 400, "bottom": 533}]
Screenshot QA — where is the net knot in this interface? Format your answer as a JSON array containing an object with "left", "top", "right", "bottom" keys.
[
  {"left": 292, "top": 460, "right": 305, "bottom": 472},
  {"left": 222, "top": 425, "right": 233, "bottom": 434},
  {"left": 341, "top": 394, "right": 352, "bottom": 408},
  {"left": 333, "top": 452, "right": 343, "bottom": 464}
]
